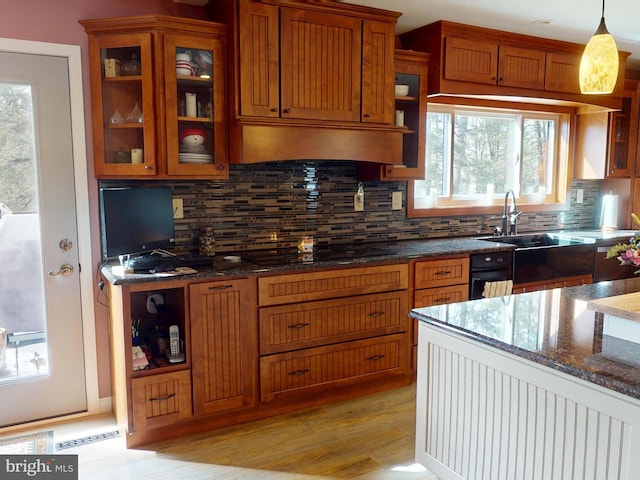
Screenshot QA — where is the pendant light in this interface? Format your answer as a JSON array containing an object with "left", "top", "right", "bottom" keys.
[{"left": 579, "top": 0, "right": 619, "bottom": 94}]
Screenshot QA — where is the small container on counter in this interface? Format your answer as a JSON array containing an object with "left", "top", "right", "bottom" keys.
[{"left": 199, "top": 225, "right": 215, "bottom": 256}]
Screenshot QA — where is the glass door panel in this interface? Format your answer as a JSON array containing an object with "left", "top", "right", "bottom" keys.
[
  {"left": 90, "top": 33, "right": 156, "bottom": 176},
  {"left": 164, "top": 34, "right": 227, "bottom": 177}
]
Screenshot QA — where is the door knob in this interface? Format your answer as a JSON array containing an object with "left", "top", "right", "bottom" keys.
[{"left": 48, "top": 264, "right": 74, "bottom": 276}]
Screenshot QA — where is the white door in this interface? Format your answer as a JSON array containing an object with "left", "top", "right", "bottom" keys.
[{"left": 0, "top": 50, "right": 87, "bottom": 425}]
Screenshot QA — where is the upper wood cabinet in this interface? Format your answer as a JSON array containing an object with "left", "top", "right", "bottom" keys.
[
  {"left": 234, "top": 0, "right": 396, "bottom": 123},
  {"left": 358, "top": 49, "right": 430, "bottom": 181},
  {"left": 575, "top": 79, "right": 639, "bottom": 179},
  {"left": 81, "top": 15, "right": 228, "bottom": 180},
  {"left": 444, "top": 37, "right": 545, "bottom": 90},
  {"left": 228, "top": 0, "right": 395, "bottom": 124},
  {"left": 211, "top": 0, "right": 403, "bottom": 164},
  {"left": 400, "top": 20, "right": 628, "bottom": 109}
]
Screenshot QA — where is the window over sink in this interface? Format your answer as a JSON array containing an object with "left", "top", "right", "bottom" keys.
[{"left": 408, "top": 101, "right": 572, "bottom": 217}]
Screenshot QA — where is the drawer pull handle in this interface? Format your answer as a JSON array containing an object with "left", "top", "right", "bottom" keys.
[
  {"left": 288, "top": 323, "right": 310, "bottom": 329},
  {"left": 367, "top": 354, "right": 385, "bottom": 361},
  {"left": 433, "top": 297, "right": 451, "bottom": 304},
  {"left": 434, "top": 270, "right": 452, "bottom": 276},
  {"left": 209, "top": 285, "right": 233, "bottom": 291},
  {"left": 288, "top": 369, "right": 309, "bottom": 376},
  {"left": 149, "top": 393, "right": 175, "bottom": 402},
  {"left": 368, "top": 311, "right": 386, "bottom": 317}
]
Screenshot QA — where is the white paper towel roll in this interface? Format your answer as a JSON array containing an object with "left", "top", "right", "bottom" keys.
[{"left": 599, "top": 193, "right": 619, "bottom": 229}]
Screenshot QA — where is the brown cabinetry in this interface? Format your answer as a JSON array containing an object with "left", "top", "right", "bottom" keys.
[
  {"left": 358, "top": 49, "right": 430, "bottom": 181},
  {"left": 103, "top": 279, "right": 192, "bottom": 446},
  {"left": 234, "top": 0, "right": 395, "bottom": 123},
  {"left": 400, "top": 20, "right": 627, "bottom": 109},
  {"left": 257, "top": 264, "right": 411, "bottom": 401},
  {"left": 444, "top": 37, "right": 545, "bottom": 90},
  {"left": 190, "top": 279, "right": 256, "bottom": 416},
  {"left": 211, "top": 0, "right": 403, "bottom": 165},
  {"left": 131, "top": 370, "right": 192, "bottom": 430},
  {"left": 411, "top": 257, "right": 470, "bottom": 368},
  {"left": 81, "top": 15, "right": 228, "bottom": 179},
  {"left": 575, "top": 79, "right": 638, "bottom": 179}
]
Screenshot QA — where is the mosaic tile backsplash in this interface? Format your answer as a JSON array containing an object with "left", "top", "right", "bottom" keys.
[{"left": 100, "top": 161, "right": 600, "bottom": 254}]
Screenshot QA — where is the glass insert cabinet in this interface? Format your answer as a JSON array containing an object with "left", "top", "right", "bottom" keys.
[{"left": 81, "top": 15, "right": 228, "bottom": 179}]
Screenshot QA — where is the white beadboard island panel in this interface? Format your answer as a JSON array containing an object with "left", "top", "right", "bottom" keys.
[{"left": 415, "top": 322, "right": 640, "bottom": 480}]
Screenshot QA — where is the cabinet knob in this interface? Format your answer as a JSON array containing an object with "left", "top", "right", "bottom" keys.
[
  {"left": 283, "top": 108, "right": 291, "bottom": 114},
  {"left": 144, "top": 165, "right": 152, "bottom": 171},
  {"left": 363, "top": 113, "right": 371, "bottom": 118},
  {"left": 270, "top": 107, "right": 279, "bottom": 113}
]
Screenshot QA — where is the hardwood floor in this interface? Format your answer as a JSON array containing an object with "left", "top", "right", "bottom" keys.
[{"left": 1, "top": 384, "right": 437, "bottom": 479}]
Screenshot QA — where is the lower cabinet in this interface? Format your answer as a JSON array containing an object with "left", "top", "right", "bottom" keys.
[
  {"left": 131, "top": 370, "right": 193, "bottom": 430},
  {"left": 260, "top": 335, "right": 407, "bottom": 401},
  {"left": 411, "top": 256, "right": 470, "bottom": 369},
  {"left": 257, "top": 264, "right": 412, "bottom": 402},
  {"left": 190, "top": 278, "right": 256, "bottom": 416},
  {"left": 104, "top": 263, "right": 411, "bottom": 446}
]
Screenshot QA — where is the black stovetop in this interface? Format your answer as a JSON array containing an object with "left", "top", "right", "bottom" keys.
[{"left": 240, "top": 244, "right": 393, "bottom": 267}]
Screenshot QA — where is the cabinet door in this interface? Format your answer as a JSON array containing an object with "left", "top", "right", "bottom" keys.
[
  {"left": 544, "top": 51, "right": 581, "bottom": 93},
  {"left": 498, "top": 45, "right": 545, "bottom": 89},
  {"left": 414, "top": 257, "right": 470, "bottom": 289},
  {"left": 259, "top": 291, "right": 408, "bottom": 355},
  {"left": 164, "top": 33, "right": 228, "bottom": 178},
  {"left": 238, "top": 0, "right": 280, "bottom": 117},
  {"left": 131, "top": 370, "right": 192, "bottom": 430},
  {"left": 444, "top": 37, "right": 498, "bottom": 85},
  {"left": 87, "top": 33, "right": 157, "bottom": 177},
  {"left": 608, "top": 93, "right": 635, "bottom": 177},
  {"left": 260, "top": 334, "right": 407, "bottom": 402},
  {"left": 280, "top": 7, "right": 361, "bottom": 121},
  {"left": 361, "top": 20, "right": 395, "bottom": 124},
  {"left": 190, "top": 279, "right": 256, "bottom": 416}
]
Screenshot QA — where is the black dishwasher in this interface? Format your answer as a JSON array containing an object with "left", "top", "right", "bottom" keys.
[{"left": 469, "top": 251, "right": 513, "bottom": 299}]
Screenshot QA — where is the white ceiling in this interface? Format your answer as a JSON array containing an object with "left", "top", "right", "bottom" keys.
[{"left": 341, "top": 0, "right": 640, "bottom": 70}]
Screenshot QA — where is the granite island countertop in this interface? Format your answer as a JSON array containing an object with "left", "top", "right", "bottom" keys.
[{"left": 410, "top": 276, "right": 640, "bottom": 400}]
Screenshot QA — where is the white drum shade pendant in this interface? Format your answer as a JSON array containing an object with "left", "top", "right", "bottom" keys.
[{"left": 579, "top": 0, "right": 619, "bottom": 94}]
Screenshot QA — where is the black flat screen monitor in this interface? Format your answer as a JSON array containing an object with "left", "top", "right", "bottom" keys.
[{"left": 99, "top": 186, "right": 175, "bottom": 260}]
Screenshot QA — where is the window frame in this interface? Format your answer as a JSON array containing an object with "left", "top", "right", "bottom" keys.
[{"left": 408, "top": 98, "right": 574, "bottom": 218}]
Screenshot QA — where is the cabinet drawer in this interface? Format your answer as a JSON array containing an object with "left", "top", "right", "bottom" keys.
[
  {"left": 414, "top": 257, "right": 469, "bottom": 289},
  {"left": 259, "top": 291, "right": 408, "bottom": 354},
  {"left": 414, "top": 284, "right": 469, "bottom": 308},
  {"left": 260, "top": 334, "right": 408, "bottom": 401},
  {"left": 258, "top": 264, "right": 408, "bottom": 306},
  {"left": 131, "top": 370, "right": 192, "bottom": 430}
]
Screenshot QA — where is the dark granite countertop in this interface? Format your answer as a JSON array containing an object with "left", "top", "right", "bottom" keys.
[
  {"left": 410, "top": 277, "right": 640, "bottom": 400},
  {"left": 100, "top": 228, "right": 637, "bottom": 286},
  {"left": 101, "top": 237, "right": 512, "bottom": 285}
]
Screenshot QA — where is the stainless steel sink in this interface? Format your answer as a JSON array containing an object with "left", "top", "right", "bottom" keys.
[{"left": 480, "top": 233, "right": 596, "bottom": 284}]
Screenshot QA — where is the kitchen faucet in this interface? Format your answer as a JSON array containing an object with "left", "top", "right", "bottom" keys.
[{"left": 498, "top": 189, "right": 521, "bottom": 236}]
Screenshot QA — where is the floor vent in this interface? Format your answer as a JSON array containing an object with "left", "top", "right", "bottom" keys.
[{"left": 55, "top": 430, "right": 120, "bottom": 450}]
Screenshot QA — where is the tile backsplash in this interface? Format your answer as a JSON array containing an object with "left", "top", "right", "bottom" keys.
[{"left": 101, "top": 161, "right": 600, "bottom": 254}]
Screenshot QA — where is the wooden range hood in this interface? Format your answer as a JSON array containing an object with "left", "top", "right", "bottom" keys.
[{"left": 230, "top": 120, "right": 403, "bottom": 164}]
